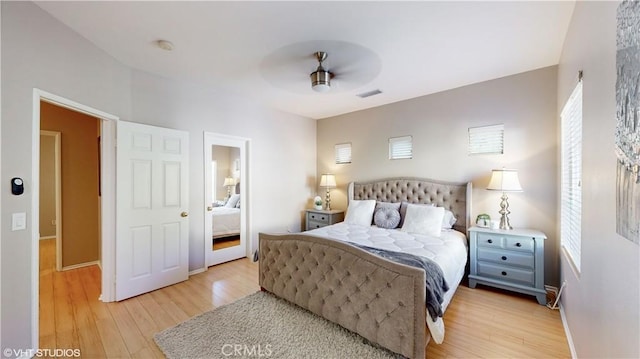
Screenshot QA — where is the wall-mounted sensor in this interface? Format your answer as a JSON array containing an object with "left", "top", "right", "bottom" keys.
[{"left": 11, "top": 177, "right": 24, "bottom": 195}]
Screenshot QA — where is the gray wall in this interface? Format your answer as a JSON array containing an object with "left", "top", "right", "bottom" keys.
[
  {"left": 1, "top": 2, "right": 132, "bottom": 351},
  {"left": 1, "top": 1, "right": 316, "bottom": 351},
  {"left": 212, "top": 145, "right": 232, "bottom": 200},
  {"left": 557, "top": 1, "right": 639, "bottom": 357},
  {"left": 317, "top": 66, "right": 560, "bottom": 286}
]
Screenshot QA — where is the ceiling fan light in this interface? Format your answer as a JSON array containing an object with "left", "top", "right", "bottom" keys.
[
  {"left": 310, "top": 51, "right": 333, "bottom": 93},
  {"left": 311, "top": 69, "right": 332, "bottom": 92}
]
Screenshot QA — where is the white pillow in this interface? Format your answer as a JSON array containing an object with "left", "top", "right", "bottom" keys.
[
  {"left": 442, "top": 209, "right": 457, "bottom": 229},
  {"left": 401, "top": 204, "right": 445, "bottom": 237},
  {"left": 225, "top": 194, "right": 240, "bottom": 208},
  {"left": 344, "top": 200, "right": 376, "bottom": 226}
]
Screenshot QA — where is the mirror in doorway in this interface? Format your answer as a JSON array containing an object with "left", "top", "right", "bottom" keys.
[{"left": 210, "top": 145, "right": 241, "bottom": 251}]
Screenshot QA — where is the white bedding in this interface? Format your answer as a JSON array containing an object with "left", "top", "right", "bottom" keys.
[
  {"left": 212, "top": 207, "right": 240, "bottom": 238},
  {"left": 305, "top": 222, "right": 468, "bottom": 343}
]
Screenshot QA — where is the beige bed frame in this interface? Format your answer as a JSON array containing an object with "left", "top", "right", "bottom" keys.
[{"left": 259, "top": 178, "right": 471, "bottom": 358}]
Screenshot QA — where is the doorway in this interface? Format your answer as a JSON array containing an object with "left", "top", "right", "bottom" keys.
[
  {"left": 31, "top": 89, "right": 118, "bottom": 351},
  {"left": 204, "top": 132, "right": 251, "bottom": 267},
  {"left": 40, "top": 103, "right": 101, "bottom": 271}
]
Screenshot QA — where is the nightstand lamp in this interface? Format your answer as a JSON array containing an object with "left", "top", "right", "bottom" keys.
[
  {"left": 486, "top": 169, "right": 523, "bottom": 230},
  {"left": 319, "top": 174, "right": 336, "bottom": 211},
  {"left": 223, "top": 177, "right": 235, "bottom": 200}
]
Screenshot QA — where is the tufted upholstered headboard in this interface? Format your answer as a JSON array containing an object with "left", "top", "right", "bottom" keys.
[{"left": 348, "top": 178, "right": 472, "bottom": 235}]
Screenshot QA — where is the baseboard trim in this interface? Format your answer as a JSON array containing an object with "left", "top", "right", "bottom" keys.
[
  {"left": 559, "top": 303, "right": 577, "bottom": 359},
  {"left": 189, "top": 267, "right": 206, "bottom": 276},
  {"left": 62, "top": 260, "right": 100, "bottom": 271},
  {"left": 39, "top": 235, "right": 56, "bottom": 240}
]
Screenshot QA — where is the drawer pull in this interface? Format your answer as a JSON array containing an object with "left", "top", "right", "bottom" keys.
[
  {"left": 315, "top": 224, "right": 320, "bottom": 228},
  {"left": 516, "top": 242, "right": 522, "bottom": 247},
  {"left": 487, "top": 239, "right": 493, "bottom": 244},
  {"left": 501, "top": 271, "right": 507, "bottom": 276},
  {"left": 311, "top": 215, "right": 316, "bottom": 219},
  {"left": 501, "top": 256, "right": 507, "bottom": 261},
  {"left": 320, "top": 216, "right": 326, "bottom": 220}
]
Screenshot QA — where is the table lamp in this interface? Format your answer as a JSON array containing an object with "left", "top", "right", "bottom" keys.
[
  {"left": 223, "top": 177, "right": 235, "bottom": 200},
  {"left": 486, "top": 169, "right": 523, "bottom": 230},
  {"left": 319, "top": 174, "right": 337, "bottom": 211}
]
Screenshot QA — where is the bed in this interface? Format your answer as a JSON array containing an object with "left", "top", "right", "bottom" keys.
[
  {"left": 259, "top": 178, "right": 471, "bottom": 358},
  {"left": 213, "top": 194, "right": 240, "bottom": 238}
]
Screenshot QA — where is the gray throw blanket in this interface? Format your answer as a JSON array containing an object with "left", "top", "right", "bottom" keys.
[{"left": 349, "top": 243, "right": 449, "bottom": 321}]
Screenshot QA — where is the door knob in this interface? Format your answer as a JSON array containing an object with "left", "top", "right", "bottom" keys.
[
  {"left": 206, "top": 206, "right": 213, "bottom": 211},
  {"left": 181, "top": 212, "right": 189, "bottom": 217}
]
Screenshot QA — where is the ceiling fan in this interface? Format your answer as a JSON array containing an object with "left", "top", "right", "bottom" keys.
[
  {"left": 310, "top": 51, "right": 334, "bottom": 93},
  {"left": 259, "top": 40, "right": 381, "bottom": 94}
]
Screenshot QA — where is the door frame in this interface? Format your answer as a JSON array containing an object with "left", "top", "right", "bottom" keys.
[
  {"left": 31, "top": 89, "right": 119, "bottom": 350},
  {"left": 203, "top": 132, "right": 252, "bottom": 267},
  {"left": 39, "top": 130, "right": 62, "bottom": 271}
]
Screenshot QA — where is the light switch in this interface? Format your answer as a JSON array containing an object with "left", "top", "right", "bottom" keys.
[{"left": 12, "top": 212, "right": 26, "bottom": 231}]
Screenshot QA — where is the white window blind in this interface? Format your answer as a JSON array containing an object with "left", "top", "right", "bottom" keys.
[
  {"left": 468, "top": 124, "right": 504, "bottom": 155},
  {"left": 561, "top": 81, "right": 582, "bottom": 272},
  {"left": 335, "top": 143, "right": 352, "bottom": 164},
  {"left": 389, "top": 136, "right": 412, "bottom": 160}
]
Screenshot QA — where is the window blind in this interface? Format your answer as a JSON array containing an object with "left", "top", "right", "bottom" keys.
[
  {"left": 334, "top": 143, "right": 352, "bottom": 164},
  {"left": 561, "top": 81, "right": 582, "bottom": 272},
  {"left": 468, "top": 124, "right": 504, "bottom": 155},
  {"left": 389, "top": 136, "right": 412, "bottom": 160}
]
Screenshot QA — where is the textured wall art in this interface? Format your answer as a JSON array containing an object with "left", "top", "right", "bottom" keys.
[{"left": 616, "top": 0, "right": 640, "bottom": 244}]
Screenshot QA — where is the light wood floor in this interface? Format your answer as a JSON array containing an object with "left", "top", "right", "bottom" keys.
[
  {"left": 40, "top": 238, "right": 570, "bottom": 358},
  {"left": 212, "top": 236, "right": 241, "bottom": 250}
]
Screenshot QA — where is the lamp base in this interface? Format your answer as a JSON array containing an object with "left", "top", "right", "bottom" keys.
[
  {"left": 498, "top": 192, "right": 513, "bottom": 230},
  {"left": 324, "top": 188, "right": 331, "bottom": 211}
]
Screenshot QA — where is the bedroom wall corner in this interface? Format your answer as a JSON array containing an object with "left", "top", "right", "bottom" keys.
[{"left": 557, "top": 1, "right": 639, "bottom": 357}]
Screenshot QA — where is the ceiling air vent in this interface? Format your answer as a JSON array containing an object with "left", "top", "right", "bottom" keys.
[{"left": 356, "top": 89, "right": 382, "bottom": 98}]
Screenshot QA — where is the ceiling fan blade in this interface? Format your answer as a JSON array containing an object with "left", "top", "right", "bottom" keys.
[{"left": 259, "top": 40, "right": 381, "bottom": 94}]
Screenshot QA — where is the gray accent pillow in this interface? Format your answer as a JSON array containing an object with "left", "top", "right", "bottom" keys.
[
  {"left": 373, "top": 201, "right": 401, "bottom": 225},
  {"left": 374, "top": 207, "right": 401, "bottom": 229}
]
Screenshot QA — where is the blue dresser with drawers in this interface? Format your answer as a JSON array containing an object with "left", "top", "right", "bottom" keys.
[{"left": 468, "top": 226, "right": 547, "bottom": 305}]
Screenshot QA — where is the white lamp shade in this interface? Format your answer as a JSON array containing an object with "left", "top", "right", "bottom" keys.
[
  {"left": 223, "top": 177, "right": 235, "bottom": 187},
  {"left": 319, "top": 174, "right": 337, "bottom": 188},
  {"left": 487, "top": 169, "right": 523, "bottom": 192}
]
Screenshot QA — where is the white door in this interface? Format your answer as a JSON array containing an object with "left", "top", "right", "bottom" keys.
[{"left": 116, "top": 121, "right": 189, "bottom": 301}]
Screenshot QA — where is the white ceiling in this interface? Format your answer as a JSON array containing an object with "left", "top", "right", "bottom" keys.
[{"left": 35, "top": 1, "right": 575, "bottom": 120}]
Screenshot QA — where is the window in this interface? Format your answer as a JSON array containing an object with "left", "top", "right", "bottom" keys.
[
  {"left": 389, "top": 136, "right": 412, "bottom": 160},
  {"left": 468, "top": 124, "right": 504, "bottom": 155},
  {"left": 561, "top": 81, "right": 582, "bottom": 272},
  {"left": 335, "top": 143, "right": 352, "bottom": 164}
]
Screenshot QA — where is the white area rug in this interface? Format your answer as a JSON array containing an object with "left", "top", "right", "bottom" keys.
[{"left": 154, "top": 291, "right": 402, "bottom": 358}]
